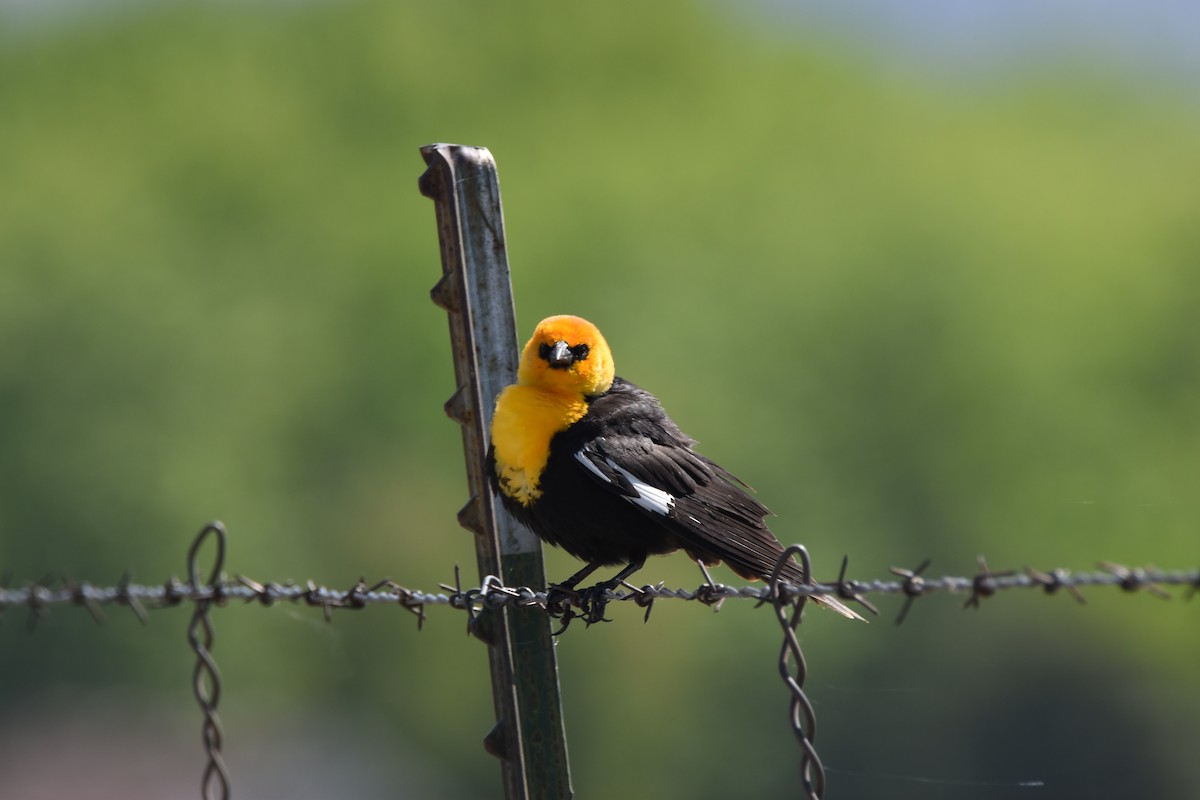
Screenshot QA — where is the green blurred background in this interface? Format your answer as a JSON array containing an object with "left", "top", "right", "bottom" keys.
[{"left": 2, "top": 1, "right": 1198, "bottom": 797}]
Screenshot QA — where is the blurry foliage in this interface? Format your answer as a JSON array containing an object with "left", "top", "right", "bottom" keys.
[{"left": 1, "top": 0, "right": 1198, "bottom": 797}]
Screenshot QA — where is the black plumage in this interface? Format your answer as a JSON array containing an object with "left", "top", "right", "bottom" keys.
[
  {"left": 490, "top": 378, "right": 800, "bottom": 582},
  {"left": 485, "top": 314, "right": 863, "bottom": 621}
]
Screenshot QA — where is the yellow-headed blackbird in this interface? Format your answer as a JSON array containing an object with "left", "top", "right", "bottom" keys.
[{"left": 486, "top": 314, "right": 863, "bottom": 621}]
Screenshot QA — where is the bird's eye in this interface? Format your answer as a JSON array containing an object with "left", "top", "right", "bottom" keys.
[
  {"left": 538, "top": 342, "right": 552, "bottom": 360},
  {"left": 570, "top": 344, "right": 590, "bottom": 361}
]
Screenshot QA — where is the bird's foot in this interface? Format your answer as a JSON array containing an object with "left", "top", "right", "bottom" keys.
[
  {"left": 577, "top": 582, "right": 615, "bottom": 626},
  {"left": 546, "top": 583, "right": 583, "bottom": 635},
  {"left": 544, "top": 581, "right": 615, "bottom": 632}
]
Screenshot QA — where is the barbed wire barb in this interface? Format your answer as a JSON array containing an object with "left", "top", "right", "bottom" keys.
[
  {"left": 619, "top": 579, "right": 659, "bottom": 623},
  {"left": 890, "top": 558, "right": 933, "bottom": 625},
  {"left": 964, "top": 556, "right": 1017, "bottom": 610},
  {"left": 63, "top": 574, "right": 106, "bottom": 625},
  {"left": 835, "top": 555, "right": 879, "bottom": 617},
  {"left": 1101, "top": 561, "right": 1173, "bottom": 600},
  {"left": 694, "top": 560, "right": 728, "bottom": 612},
  {"left": 118, "top": 568, "right": 149, "bottom": 624},
  {"left": 1025, "top": 566, "right": 1087, "bottom": 604}
]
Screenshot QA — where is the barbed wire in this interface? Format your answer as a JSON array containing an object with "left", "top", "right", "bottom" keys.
[
  {"left": 3, "top": 522, "right": 1198, "bottom": 800},
  {"left": 3, "top": 558, "right": 1196, "bottom": 628}
]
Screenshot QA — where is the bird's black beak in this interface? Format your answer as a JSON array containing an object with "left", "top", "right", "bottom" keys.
[{"left": 546, "top": 340, "right": 574, "bottom": 369}]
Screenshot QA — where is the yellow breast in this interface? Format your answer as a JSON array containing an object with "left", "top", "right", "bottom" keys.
[{"left": 490, "top": 384, "right": 589, "bottom": 506}]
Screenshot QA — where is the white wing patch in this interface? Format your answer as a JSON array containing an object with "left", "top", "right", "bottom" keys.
[{"left": 574, "top": 450, "right": 675, "bottom": 517}]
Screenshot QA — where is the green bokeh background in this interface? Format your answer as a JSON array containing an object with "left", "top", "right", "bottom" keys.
[{"left": 2, "top": 2, "right": 1197, "bottom": 798}]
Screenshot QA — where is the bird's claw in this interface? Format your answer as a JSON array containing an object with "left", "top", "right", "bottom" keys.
[
  {"left": 578, "top": 583, "right": 614, "bottom": 626},
  {"left": 546, "top": 584, "right": 582, "bottom": 634},
  {"left": 545, "top": 581, "right": 613, "bottom": 632}
]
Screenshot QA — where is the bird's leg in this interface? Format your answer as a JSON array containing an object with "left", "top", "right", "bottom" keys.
[
  {"left": 604, "top": 555, "right": 646, "bottom": 588},
  {"left": 554, "top": 561, "right": 604, "bottom": 591}
]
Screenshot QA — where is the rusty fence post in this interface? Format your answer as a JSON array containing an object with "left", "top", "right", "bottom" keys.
[{"left": 419, "top": 143, "right": 573, "bottom": 800}]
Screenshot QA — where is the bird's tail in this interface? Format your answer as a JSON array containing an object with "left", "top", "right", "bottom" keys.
[
  {"left": 809, "top": 593, "right": 867, "bottom": 622},
  {"left": 777, "top": 560, "right": 867, "bottom": 622}
]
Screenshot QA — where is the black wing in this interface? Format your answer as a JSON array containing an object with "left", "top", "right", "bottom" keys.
[{"left": 566, "top": 379, "right": 791, "bottom": 581}]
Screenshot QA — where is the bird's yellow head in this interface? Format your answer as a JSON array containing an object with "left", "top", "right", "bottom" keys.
[{"left": 517, "top": 315, "right": 615, "bottom": 397}]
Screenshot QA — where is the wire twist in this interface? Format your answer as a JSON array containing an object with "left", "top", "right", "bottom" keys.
[
  {"left": 186, "top": 523, "right": 231, "bottom": 800},
  {"left": 768, "top": 545, "right": 825, "bottom": 799}
]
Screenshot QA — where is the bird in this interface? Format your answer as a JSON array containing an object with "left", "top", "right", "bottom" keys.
[{"left": 486, "top": 314, "right": 864, "bottom": 622}]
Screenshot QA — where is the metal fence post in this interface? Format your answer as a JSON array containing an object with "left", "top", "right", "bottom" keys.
[{"left": 419, "top": 143, "right": 574, "bottom": 800}]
